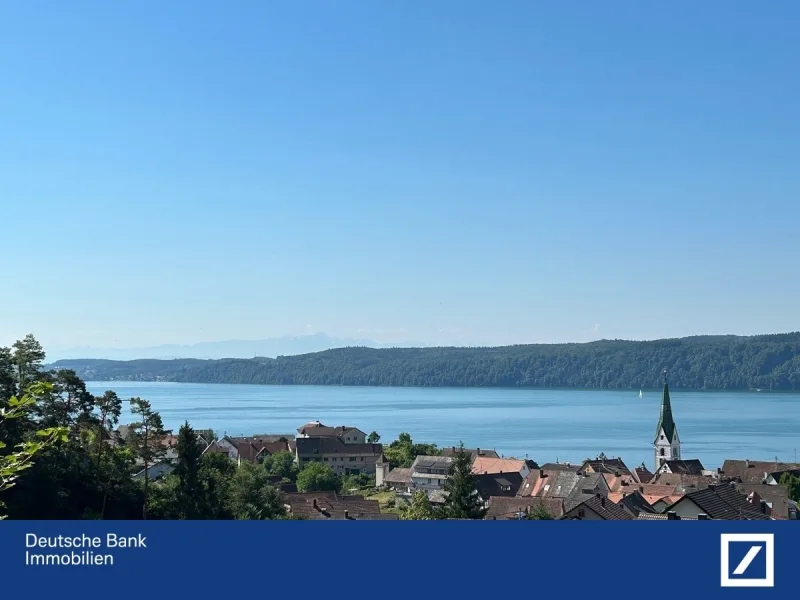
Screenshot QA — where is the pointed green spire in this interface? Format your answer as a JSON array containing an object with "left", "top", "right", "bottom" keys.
[{"left": 654, "top": 369, "right": 677, "bottom": 443}]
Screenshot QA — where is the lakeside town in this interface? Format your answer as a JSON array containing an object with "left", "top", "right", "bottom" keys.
[{"left": 118, "top": 372, "right": 800, "bottom": 521}]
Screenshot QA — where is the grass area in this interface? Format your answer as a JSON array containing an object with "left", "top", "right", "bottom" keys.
[{"left": 367, "top": 490, "right": 407, "bottom": 515}]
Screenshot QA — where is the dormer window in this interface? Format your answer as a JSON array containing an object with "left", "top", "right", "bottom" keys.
[{"left": 660, "top": 435, "right": 664, "bottom": 440}]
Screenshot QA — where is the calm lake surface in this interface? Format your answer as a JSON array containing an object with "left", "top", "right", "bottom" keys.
[{"left": 85, "top": 382, "right": 800, "bottom": 471}]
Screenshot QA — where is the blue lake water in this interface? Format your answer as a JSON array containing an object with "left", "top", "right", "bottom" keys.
[{"left": 85, "top": 382, "right": 800, "bottom": 471}]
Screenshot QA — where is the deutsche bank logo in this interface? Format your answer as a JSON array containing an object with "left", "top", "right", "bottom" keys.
[{"left": 720, "top": 533, "right": 774, "bottom": 587}]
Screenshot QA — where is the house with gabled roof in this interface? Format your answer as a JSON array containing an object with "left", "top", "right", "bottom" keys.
[
  {"left": 664, "top": 483, "right": 772, "bottom": 520},
  {"left": 560, "top": 494, "right": 633, "bottom": 520}
]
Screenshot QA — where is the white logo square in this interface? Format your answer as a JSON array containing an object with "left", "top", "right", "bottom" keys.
[{"left": 720, "top": 533, "right": 774, "bottom": 588}]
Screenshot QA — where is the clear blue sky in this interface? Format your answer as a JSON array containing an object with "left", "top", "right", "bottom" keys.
[{"left": 2, "top": 1, "right": 799, "bottom": 352}]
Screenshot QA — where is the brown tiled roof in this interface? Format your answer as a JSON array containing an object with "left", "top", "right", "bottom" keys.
[
  {"left": 650, "top": 472, "right": 714, "bottom": 492},
  {"left": 486, "top": 496, "right": 564, "bottom": 519},
  {"left": 562, "top": 495, "right": 633, "bottom": 520},
  {"left": 671, "top": 484, "right": 771, "bottom": 520},
  {"left": 474, "top": 472, "right": 524, "bottom": 501},
  {"left": 735, "top": 483, "right": 791, "bottom": 520},
  {"left": 384, "top": 467, "right": 413, "bottom": 485},
  {"left": 282, "top": 493, "right": 384, "bottom": 520},
  {"left": 540, "top": 462, "right": 581, "bottom": 472},
  {"left": 472, "top": 456, "right": 527, "bottom": 475},
  {"left": 602, "top": 473, "right": 638, "bottom": 492},
  {"left": 634, "top": 467, "right": 654, "bottom": 484},
  {"left": 440, "top": 447, "right": 500, "bottom": 459},
  {"left": 720, "top": 459, "right": 800, "bottom": 484}
]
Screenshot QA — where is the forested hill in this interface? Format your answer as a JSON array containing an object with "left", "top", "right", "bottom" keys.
[{"left": 47, "top": 333, "right": 800, "bottom": 390}]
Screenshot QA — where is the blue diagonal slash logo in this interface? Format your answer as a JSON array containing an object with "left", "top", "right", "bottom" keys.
[{"left": 720, "top": 533, "right": 774, "bottom": 587}]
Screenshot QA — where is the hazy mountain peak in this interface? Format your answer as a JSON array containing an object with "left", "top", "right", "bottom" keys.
[{"left": 46, "top": 333, "right": 432, "bottom": 361}]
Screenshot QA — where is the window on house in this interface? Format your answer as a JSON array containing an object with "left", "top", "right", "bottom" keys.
[
  {"left": 660, "top": 435, "right": 664, "bottom": 440},
  {"left": 324, "top": 457, "right": 329, "bottom": 461},
  {"left": 361, "top": 457, "right": 365, "bottom": 461},
  {"left": 660, "top": 449, "right": 665, "bottom": 456},
  {"left": 578, "top": 509, "right": 585, "bottom": 518},
  {"left": 350, "top": 457, "right": 357, "bottom": 462}
]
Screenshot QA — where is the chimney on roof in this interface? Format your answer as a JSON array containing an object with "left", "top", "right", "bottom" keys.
[
  {"left": 344, "top": 510, "right": 349, "bottom": 519},
  {"left": 477, "top": 447, "right": 481, "bottom": 455},
  {"left": 746, "top": 459, "right": 750, "bottom": 468},
  {"left": 600, "top": 496, "right": 605, "bottom": 508},
  {"left": 313, "top": 499, "right": 317, "bottom": 509},
  {"left": 452, "top": 446, "right": 456, "bottom": 453},
  {"left": 639, "top": 486, "right": 643, "bottom": 493},
  {"left": 539, "top": 469, "right": 544, "bottom": 478},
  {"left": 667, "top": 511, "right": 677, "bottom": 520},
  {"left": 698, "top": 513, "right": 708, "bottom": 520}
]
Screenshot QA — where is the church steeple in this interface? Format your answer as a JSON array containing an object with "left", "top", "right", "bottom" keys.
[
  {"left": 653, "top": 369, "right": 680, "bottom": 471},
  {"left": 654, "top": 369, "right": 677, "bottom": 444}
]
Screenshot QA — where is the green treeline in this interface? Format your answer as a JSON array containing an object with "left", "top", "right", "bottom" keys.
[{"left": 51, "top": 333, "right": 800, "bottom": 390}]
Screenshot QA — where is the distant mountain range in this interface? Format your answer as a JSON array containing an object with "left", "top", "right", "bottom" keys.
[
  {"left": 46, "top": 333, "right": 432, "bottom": 362},
  {"left": 47, "top": 332, "right": 800, "bottom": 390}
]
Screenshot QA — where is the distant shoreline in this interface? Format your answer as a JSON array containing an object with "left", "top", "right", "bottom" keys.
[{"left": 80, "top": 380, "right": 799, "bottom": 394}]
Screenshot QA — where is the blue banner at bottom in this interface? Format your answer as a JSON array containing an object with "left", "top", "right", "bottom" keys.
[{"left": 0, "top": 520, "right": 793, "bottom": 597}]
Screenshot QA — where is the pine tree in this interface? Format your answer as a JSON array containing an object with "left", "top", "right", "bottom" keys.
[
  {"left": 175, "top": 422, "right": 204, "bottom": 519},
  {"left": 129, "top": 398, "right": 166, "bottom": 520},
  {"left": 442, "top": 442, "right": 486, "bottom": 519}
]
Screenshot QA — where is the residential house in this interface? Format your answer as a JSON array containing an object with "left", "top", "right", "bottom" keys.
[
  {"left": 637, "top": 512, "right": 707, "bottom": 520},
  {"left": 295, "top": 437, "right": 384, "bottom": 475},
  {"left": 734, "top": 483, "right": 794, "bottom": 520},
  {"left": 649, "top": 471, "right": 715, "bottom": 492},
  {"left": 281, "top": 492, "right": 397, "bottom": 520},
  {"left": 634, "top": 465, "right": 654, "bottom": 484},
  {"left": 516, "top": 468, "right": 609, "bottom": 516},
  {"left": 719, "top": 459, "right": 800, "bottom": 485},
  {"left": 539, "top": 462, "right": 581, "bottom": 473},
  {"left": 654, "top": 459, "right": 706, "bottom": 476},
  {"left": 664, "top": 483, "right": 772, "bottom": 520},
  {"left": 485, "top": 497, "right": 563, "bottom": 520},
  {"left": 296, "top": 421, "right": 367, "bottom": 443},
  {"left": 607, "top": 490, "right": 656, "bottom": 517},
  {"left": 561, "top": 494, "right": 633, "bottom": 520},
  {"left": 217, "top": 436, "right": 292, "bottom": 466},
  {"left": 132, "top": 461, "right": 175, "bottom": 481},
  {"left": 474, "top": 472, "right": 524, "bottom": 503},
  {"left": 471, "top": 456, "right": 531, "bottom": 479},
  {"left": 580, "top": 457, "right": 632, "bottom": 477},
  {"left": 382, "top": 467, "right": 414, "bottom": 495},
  {"left": 410, "top": 455, "right": 453, "bottom": 493},
  {"left": 440, "top": 446, "right": 499, "bottom": 460}
]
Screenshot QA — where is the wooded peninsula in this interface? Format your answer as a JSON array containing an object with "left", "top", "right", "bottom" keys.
[{"left": 50, "top": 333, "right": 800, "bottom": 390}]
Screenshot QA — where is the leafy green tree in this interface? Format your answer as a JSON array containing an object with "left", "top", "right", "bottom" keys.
[
  {"left": 228, "top": 462, "right": 285, "bottom": 519},
  {"left": 341, "top": 472, "right": 374, "bottom": 494},
  {"left": 442, "top": 442, "right": 486, "bottom": 520},
  {"left": 528, "top": 503, "right": 554, "bottom": 520},
  {"left": 401, "top": 490, "right": 436, "bottom": 520},
  {"left": 296, "top": 461, "right": 340, "bottom": 492},
  {"left": 174, "top": 422, "right": 204, "bottom": 519},
  {"left": 367, "top": 431, "right": 381, "bottom": 444},
  {"left": 0, "top": 383, "right": 68, "bottom": 518},
  {"left": 780, "top": 471, "right": 800, "bottom": 502},
  {"left": 129, "top": 398, "right": 166, "bottom": 519},
  {"left": 384, "top": 432, "right": 438, "bottom": 468},
  {"left": 261, "top": 450, "right": 298, "bottom": 481}
]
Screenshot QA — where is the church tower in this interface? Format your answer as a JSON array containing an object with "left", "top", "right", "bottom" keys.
[{"left": 654, "top": 369, "right": 680, "bottom": 471}]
